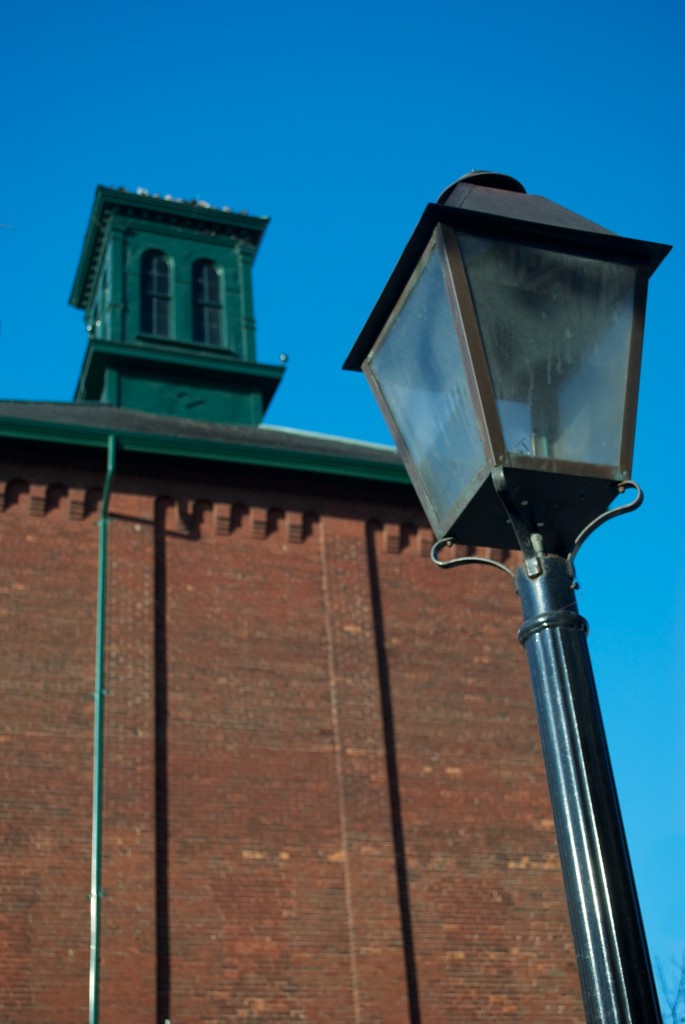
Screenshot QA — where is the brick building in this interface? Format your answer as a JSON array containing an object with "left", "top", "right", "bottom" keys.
[{"left": 0, "top": 188, "right": 583, "bottom": 1022}]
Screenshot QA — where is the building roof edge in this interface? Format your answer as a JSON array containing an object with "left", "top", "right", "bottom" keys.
[{"left": 0, "top": 404, "right": 409, "bottom": 486}]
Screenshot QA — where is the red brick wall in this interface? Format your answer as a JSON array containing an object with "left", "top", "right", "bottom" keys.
[
  {"left": 0, "top": 477, "right": 97, "bottom": 1021},
  {"left": 0, "top": 460, "right": 583, "bottom": 1023}
]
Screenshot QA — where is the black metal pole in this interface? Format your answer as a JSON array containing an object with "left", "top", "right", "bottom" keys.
[{"left": 516, "top": 554, "right": 660, "bottom": 1024}]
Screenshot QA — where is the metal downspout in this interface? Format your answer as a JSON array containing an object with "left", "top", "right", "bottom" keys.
[{"left": 89, "top": 434, "right": 116, "bottom": 1024}]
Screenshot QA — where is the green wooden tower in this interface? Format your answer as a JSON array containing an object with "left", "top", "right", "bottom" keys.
[{"left": 70, "top": 187, "right": 284, "bottom": 425}]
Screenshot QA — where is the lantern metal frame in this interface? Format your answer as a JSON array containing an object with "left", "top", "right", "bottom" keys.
[{"left": 345, "top": 177, "right": 669, "bottom": 556}]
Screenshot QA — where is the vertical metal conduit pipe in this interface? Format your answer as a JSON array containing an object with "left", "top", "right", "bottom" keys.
[{"left": 89, "top": 434, "right": 116, "bottom": 1024}]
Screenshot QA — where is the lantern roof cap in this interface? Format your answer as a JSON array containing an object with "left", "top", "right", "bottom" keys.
[
  {"left": 345, "top": 174, "right": 671, "bottom": 373},
  {"left": 438, "top": 170, "right": 615, "bottom": 236}
]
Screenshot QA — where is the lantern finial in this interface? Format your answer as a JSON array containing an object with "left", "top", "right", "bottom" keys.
[{"left": 437, "top": 171, "right": 526, "bottom": 204}]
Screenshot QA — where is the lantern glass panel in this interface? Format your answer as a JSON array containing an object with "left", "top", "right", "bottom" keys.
[
  {"left": 457, "top": 232, "right": 638, "bottom": 469},
  {"left": 365, "top": 238, "right": 486, "bottom": 534}
]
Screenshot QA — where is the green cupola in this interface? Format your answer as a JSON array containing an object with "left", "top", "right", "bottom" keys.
[{"left": 70, "top": 187, "right": 284, "bottom": 425}]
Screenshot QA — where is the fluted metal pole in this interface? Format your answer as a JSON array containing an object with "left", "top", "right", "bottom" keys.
[{"left": 516, "top": 554, "right": 660, "bottom": 1024}]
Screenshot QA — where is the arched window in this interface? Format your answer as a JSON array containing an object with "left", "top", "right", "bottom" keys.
[
  {"left": 193, "top": 260, "right": 222, "bottom": 347},
  {"left": 141, "top": 251, "right": 170, "bottom": 337}
]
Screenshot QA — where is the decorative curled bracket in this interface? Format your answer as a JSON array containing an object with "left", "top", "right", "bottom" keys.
[
  {"left": 431, "top": 536, "right": 515, "bottom": 578},
  {"left": 567, "top": 480, "right": 643, "bottom": 575}
]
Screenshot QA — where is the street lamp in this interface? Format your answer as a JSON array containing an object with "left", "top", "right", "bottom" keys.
[{"left": 344, "top": 172, "right": 670, "bottom": 1024}]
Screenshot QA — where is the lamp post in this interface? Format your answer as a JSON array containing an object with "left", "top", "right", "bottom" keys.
[{"left": 344, "top": 172, "right": 670, "bottom": 1024}]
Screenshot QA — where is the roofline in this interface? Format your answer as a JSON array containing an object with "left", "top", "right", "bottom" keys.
[
  {"left": 261, "top": 422, "right": 396, "bottom": 452},
  {"left": 0, "top": 415, "right": 411, "bottom": 486}
]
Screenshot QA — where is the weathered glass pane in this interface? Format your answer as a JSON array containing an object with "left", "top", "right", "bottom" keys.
[
  {"left": 365, "top": 239, "right": 485, "bottom": 537},
  {"left": 457, "top": 232, "right": 637, "bottom": 468}
]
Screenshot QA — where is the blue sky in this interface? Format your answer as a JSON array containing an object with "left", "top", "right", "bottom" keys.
[{"left": 1, "top": 0, "right": 683, "bottom": 993}]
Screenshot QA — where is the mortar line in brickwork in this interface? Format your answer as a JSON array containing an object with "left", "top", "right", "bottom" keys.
[
  {"left": 366, "top": 523, "right": 423, "bottom": 1024},
  {"left": 319, "top": 518, "right": 362, "bottom": 1024}
]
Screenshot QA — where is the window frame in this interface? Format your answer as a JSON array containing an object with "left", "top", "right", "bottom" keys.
[
  {"left": 141, "top": 250, "right": 172, "bottom": 339},
  {"left": 192, "top": 259, "right": 223, "bottom": 348}
]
